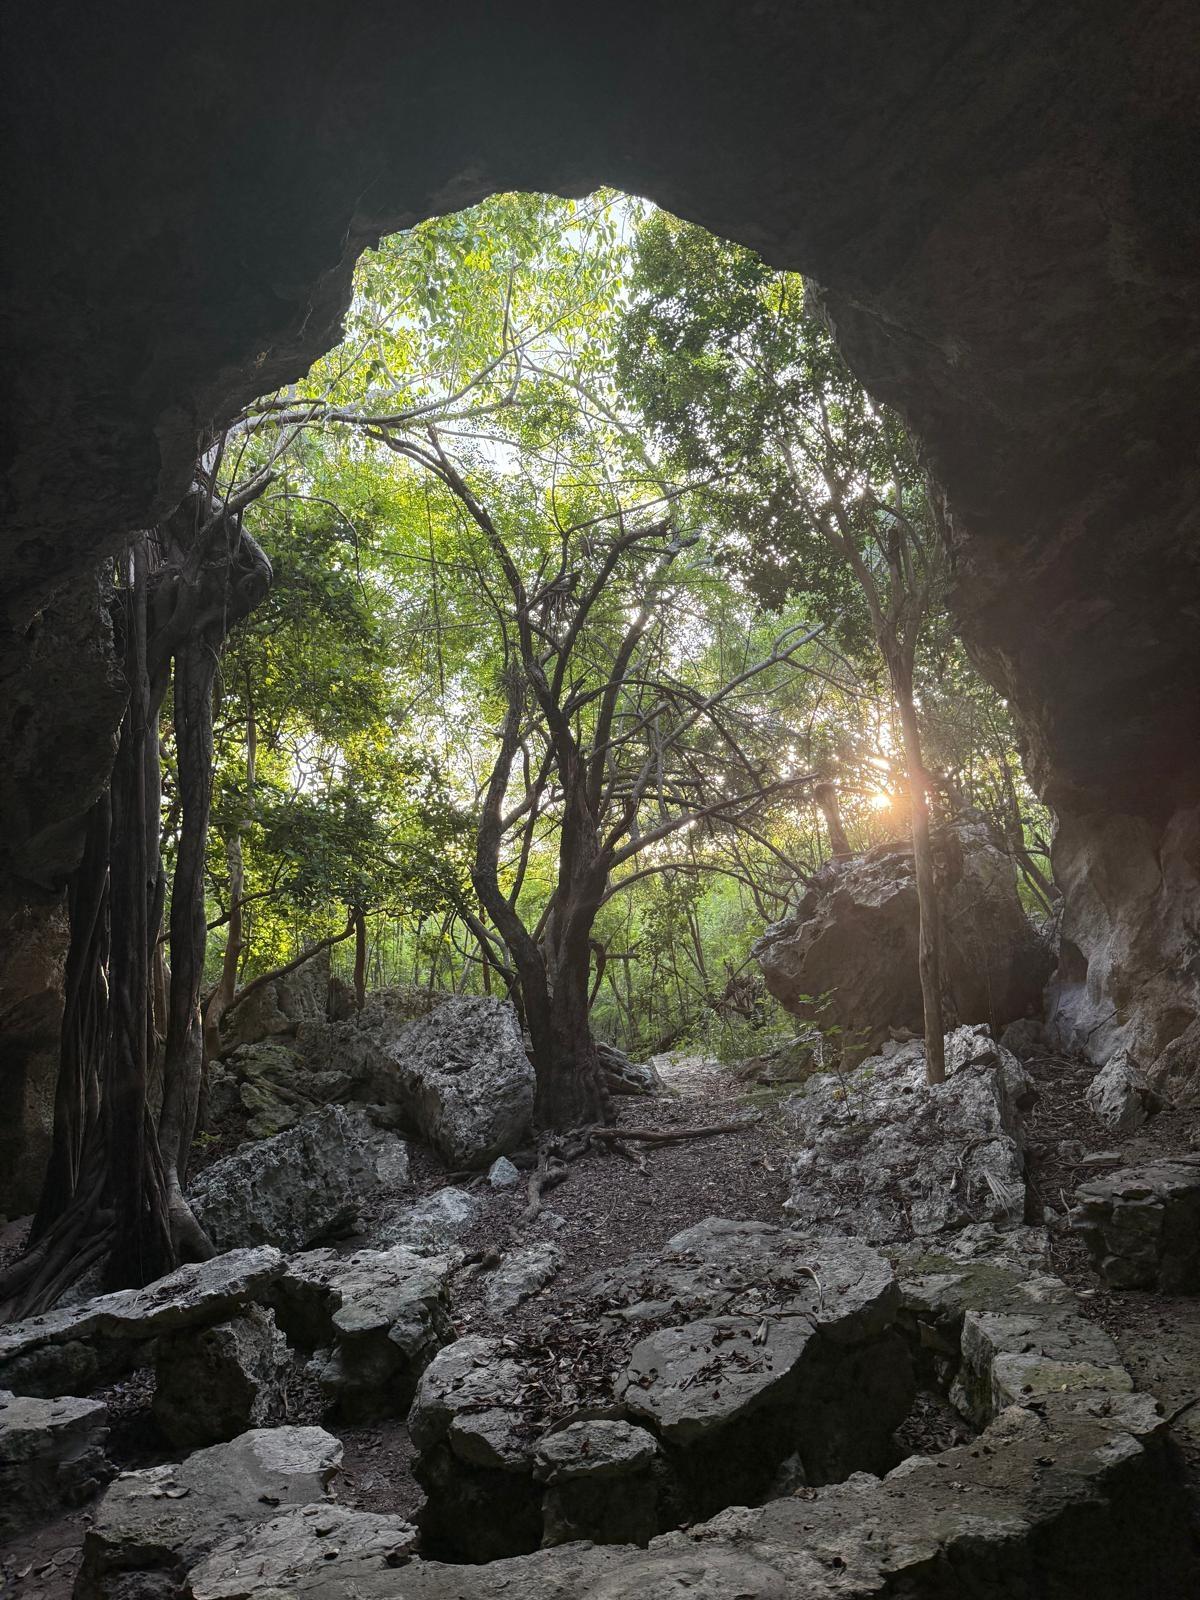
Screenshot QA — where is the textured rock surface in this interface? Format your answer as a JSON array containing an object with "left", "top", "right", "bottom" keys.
[
  {"left": 1085, "top": 1048, "right": 1164, "bottom": 1131},
  {"left": 410, "top": 1222, "right": 911, "bottom": 1560},
  {"left": 484, "top": 1242, "right": 563, "bottom": 1313},
  {"left": 77, "top": 1426, "right": 342, "bottom": 1600},
  {"left": 0, "top": 1388, "right": 112, "bottom": 1539},
  {"left": 188, "top": 1104, "right": 410, "bottom": 1253},
  {"left": 153, "top": 1305, "right": 293, "bottom": 1448},
  {"left": 782, "top": 1025, "right": 1032, "bottom": 1242},
  {"left": 186, "top": 1504, "right": 419, "bottom": 1599},
  {"left": 1073, "top": 1154, "right": 1200, "bottom": 1291},
  {"left": 1047, "top": 807, "right": 1200, "bottom": 1086},
  {"left": 367, "top": 1185, "right": 481, "bottom": 1253},
  {"left": 0, "top": 1246, "right": 283, "bottom": 1396},
  {"left": 207, "top": 1041, "right": 358, "bottom": 1141},
  {"left": 269, "top": 1245, "right": 455, "bottom": 1421},
  {"left": 218, "top": 946, "right": 331, "bottom": 1056},
  {"left": 755, "top": 817, "right": 1050, "bottom": 1063}
]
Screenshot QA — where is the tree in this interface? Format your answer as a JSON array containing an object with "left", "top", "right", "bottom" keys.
[
  {"left": 1, "top": 476, "right": 272, "bottom": 1316},
  {"left": 622, "top": 214, "right": 953, "bottom": 1082},
  {"left": 227, "top": 193, "right": 820, "bottom": 1123}
]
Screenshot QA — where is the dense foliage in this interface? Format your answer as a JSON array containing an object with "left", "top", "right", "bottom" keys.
[{"left": 187, "top": 191, "right": 1049, "bottom": 1064}]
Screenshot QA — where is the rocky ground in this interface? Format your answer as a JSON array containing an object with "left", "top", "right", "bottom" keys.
[{"left": 3, "top": 1026, "right": 1200, "bottom": 1597}]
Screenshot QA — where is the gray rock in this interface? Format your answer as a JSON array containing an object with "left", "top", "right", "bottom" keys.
[
  {"left": 153, "top": 1305, "right": 293, "bottom": 1448},
  {"left": 76, "top": 1425, "right": 342, "bottom": 1600},
  {"left": 1085, "top": 1048, "right": 1164, "bottom": 1132},
  {"left": 269, "top": 1245, "right": 455, "bottom": 1421},
  {"left": 0, "top": 1388, "right": 112, "bottom": 1539},
  {"left": 755, "top": 815, "right": 1051, "bottom": 1066},
  {"left": 0, "top": 1246, "right": 284, "bottom": 1397},
  {"left": 588, "top": 1216, "right": 899, "bottom": 1345},
  {"left": 534, "top": 1421, "right": 662, "bottom": 1548},
  {"left": 369, "top": 1184, "right": 481, "bottom": 1253},
  {"left": 379, "top": 996, "right": 535, "bottom": 1167},
  {"left": 597, "top": 1041, "right": 662, "bottom": 1097},
  {"left": 186, "top": 1504, "right": 418, "bottom": 1598},
  {"left": 782, "top": 1025, "right": 1031, "bottom": 1242},
  {"left": 219, "top": 946, "right": 331, "bottom": 1056},
  {"left": 532, "top": 1419, "right": 660, "bottom": 1483},
  {"left": 484, "top": 1242, "right": 562, "bottom": 1313},
  {"left": 1072, "top": 1154, "right": 1200, "bottom": 1291},
  {"left": 998, "top": 1016, "right": 1049, "bottom": 1059},
  {"left": 189, "top": 1104, "right": 411, "bottom": 1254},
  {"left": 487, "top": 1155, "right": 520, "bottom": 1188},
  {"left": 217, "top": 1040, "right": 358, "bottom": 1141}
]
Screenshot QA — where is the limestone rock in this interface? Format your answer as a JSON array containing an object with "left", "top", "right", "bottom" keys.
[
  {"left": 368, "top": 1184, "right": 481, "bottom": 1253},
  {"left": 1072, "top": 1155, "right": 1200, "bottom": 1291},
  {"left": 534, "top": 1420, "right": 662, "bottom": 1548},
  {"left": 218, "top": 946, "right": 331, "bottom": 1055},
  {"left": 782, "top": 1025, "right": 1031, "bottom": 1242},
  {"left": 187, "top": 1504, "right": 419, "bottom": 1598},
  {"left": 188, "top": 1104, "right": 411, "bottom": 1254},
  {"left": 211, "top": 1040, "right": 358, "bottom": 1141},
  {"left": 153, "top": 1305, "right": 293, "bottom": 1448},
  {"left": 487, "top": 1155, "right": 520, "bottom": 1188},
  {"left": 484, "top": 1242, "right": 562, "bottom": 1313},
  {"left": 1084, "top": 1048, "right": 1163, "bottom": 1132},
  {"left": 293, "top": 994, "right": 533, "bottom": 1168},
  {"left": 375, "top": 996, "right": 535, "bottom": 1167},
  {"left": 0, "top": 1246, "right": 284, "bottom": 1397},
  {"left": 268, "top": 1245, "right": 455, "bottom": 1421},
  {"left": 0, "top": 1388, "right": 112, "bottom": 1539},
  {"left": 755, "top": 815, "right": 1051, "bottom": 1065},
  {"left": 76, "top": 1425, "right": 343, "bottom": 1600},
  {"left": 597, "top": 1041, "right": 662, "bottom": 1097}
]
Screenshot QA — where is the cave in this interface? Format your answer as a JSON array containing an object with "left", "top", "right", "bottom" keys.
[{"left": 2, "top": 5, "right": 1199, "bottom": 1590}]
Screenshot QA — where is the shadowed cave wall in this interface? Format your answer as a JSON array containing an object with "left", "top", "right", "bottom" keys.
[{"left": 2, "top": 0, "right": 1198, "bottom": 1207}]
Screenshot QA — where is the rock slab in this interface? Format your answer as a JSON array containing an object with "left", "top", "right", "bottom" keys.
[
  {"left": 153, "top": 1305, "right": 293, "bottom": 1448},
  {"left": 0, "top": 1388, "right": 112, "bottom": 1539},
  {"left": 76, "top": 1425, "right": 342, "bottom": 1600}
]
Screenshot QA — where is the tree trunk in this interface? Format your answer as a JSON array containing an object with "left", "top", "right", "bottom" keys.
[
  {"left": 894, "top": 672, "right": 946, "bottom": 1085},
  {"left": 352, "top": 905, "right": 367, "bottom": 1010},
  {"left": 814, "top": 779, "right": 853, "bottom": 860}
]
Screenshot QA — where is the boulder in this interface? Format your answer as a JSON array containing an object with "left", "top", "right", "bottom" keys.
[
  {"left": 188, "top": 1104, "right": 411, "bottom": 1254},
  {"left": 484, "top": 1242, "right": 563, "bottom": 1313},
  {"left": 267, "top": 1245, "right": 455, "bottom": 1421},
  {"left": 218, "top": 946, "right": 331, "bottom": 1056},
  {"left": 487, "top": 1155, "right": 520, "bottom": 1189},
  {"left": 186, "top": 1505, "right": 419, "bottom": 1599},
  {"left": 408, "top": 1335, "right": 543, "bottom": 1562},
  {"left": 534, "top": 1420, "right": 662, "bottom": 1548},
  {"left": 76, "top": 1425, "right": 343, "bottom": 1600},
  {"left": 296, "top": 995, "right": 533, "bottom": 1167},
  {"left": 209, "top": 1040, "right": 358, "bottom": 1141},
  {"left": 368, "top": 1184, "right": 481, "bottom": 1253},
  {"left": 153, "top": 1305, "right": 293, "bottom": 1448},
  {"left": 781, "top": 1025, "right": 1032, "bottom": 1243},
  {"left": 0, "top": 1388, "right": 112, "bottom": 1539},
  {"left": 0, "top": 1246, "right": 284, "bottom": 1397},
  {"left": 754, "top": 815, "right": 1051, "bottom": 1065},
  {"left": 1072, "top": 1155, "right": 1200, "bottom": 1291},
  {"left": 597, "top": 1041, "right": 662, "bottom": 1097},
  {"left": 1085, "top": 1048, "right": 1164, "bottom": 1132}
]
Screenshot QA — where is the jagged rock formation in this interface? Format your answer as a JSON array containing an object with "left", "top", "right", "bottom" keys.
[
  {"left": 188, "top": 1104, "right": 411, "bottom": 1254},
  {"left": 781, "top": 1025, "right": 1033, "bottom": 1241},
  {"left": 755, "top": 816, "right": 1051, "bottom": 1063},
  {"left": 152, "top": 1305, "right": 293, "bottom": 1448},
  {"left": 76, "top": 1425, "right": 343, "bottom": 1600},
  {"left": 408, "top": 1221, "right": 913, "bottom": 1562}
]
